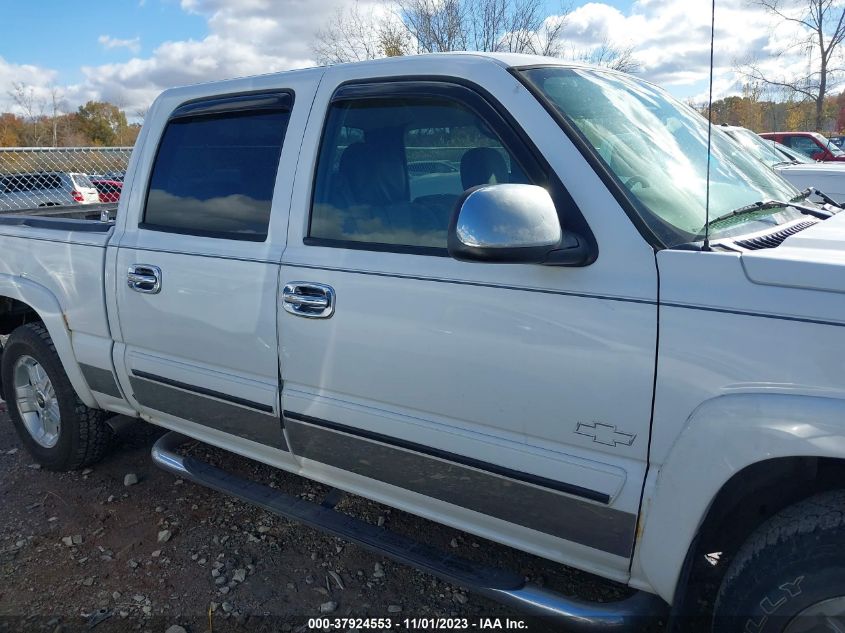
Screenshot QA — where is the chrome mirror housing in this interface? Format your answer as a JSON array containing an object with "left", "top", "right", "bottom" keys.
[{"left": 448, "top": 184, "right": 562, "bottom": 264}]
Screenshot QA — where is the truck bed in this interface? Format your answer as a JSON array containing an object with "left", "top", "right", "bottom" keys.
[{"left": 0, "top": 202, "right": 117, "bottom": 227}]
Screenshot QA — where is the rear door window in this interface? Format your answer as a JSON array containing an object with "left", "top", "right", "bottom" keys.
[
  {"left": 142, "top": 95, "right": 292, "bottom": 241},
  {"left": 72, "top": 173, "right": 94, "bottom": 189}
]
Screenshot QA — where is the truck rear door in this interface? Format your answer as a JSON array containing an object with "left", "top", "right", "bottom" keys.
[{"left": 109, "top": 73, "right": 320, "bottom": 451}]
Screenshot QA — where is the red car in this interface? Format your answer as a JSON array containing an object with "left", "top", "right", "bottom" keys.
[
  {"left": 90, "top": 179, "right": 122, "bottom": 203},
  {"left": 759, "top": 131, "right": 845, "bottom": 161}
]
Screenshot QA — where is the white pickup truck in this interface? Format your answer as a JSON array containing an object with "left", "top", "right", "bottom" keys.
[
  {"left": 721, "top": 124, "right": 845, "bottom": 204},
  {"left": 2, "top": 53, "right": 844, "bottom": 632}
]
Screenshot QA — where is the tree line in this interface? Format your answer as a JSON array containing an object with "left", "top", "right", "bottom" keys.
[
  {"left": 697, "top": 85, "right": 845, "bottom": 134},
  {"left": 0, "top": 83, "right": 140, "bottom": 148},
  {"left": 3, "top": 0, "right": 845, "bottom": 147}
]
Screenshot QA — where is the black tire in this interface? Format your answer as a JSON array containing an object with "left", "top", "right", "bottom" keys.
[
  {"left": 713, "top": 490, "right": 845, "bottom": 633},
  {"left": 1, "top": 322, "right": 112, "bottom": 470}
]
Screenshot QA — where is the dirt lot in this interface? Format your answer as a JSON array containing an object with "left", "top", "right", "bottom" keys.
[{"left": 0, "top": 407, "right": 637, "bottom": 633}]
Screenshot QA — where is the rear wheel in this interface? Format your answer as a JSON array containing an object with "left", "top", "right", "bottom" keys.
[
  {"left": 713, "top": 490, "right": 845, "bottom": 633},
  {"left": 1, "top": 322, "right": 112, "bottom": 470}
]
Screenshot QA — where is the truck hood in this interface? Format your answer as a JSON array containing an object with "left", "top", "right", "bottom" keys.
[
  {"left": 742, "top": 211, "right": 845, "bottom": 293},
  {"left": 777, "top": 162, "right": 845, "bottom": 174},
  {"left": 775, "top": 163, "right": 845, "bottom": 202}
]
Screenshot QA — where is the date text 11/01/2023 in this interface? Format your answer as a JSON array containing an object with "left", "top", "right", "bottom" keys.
[{"left": 306, "top": 618, "right": 529, "bottom": 630}]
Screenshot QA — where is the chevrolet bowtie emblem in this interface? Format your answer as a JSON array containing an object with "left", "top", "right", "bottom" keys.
[{"left": 575, "top": 422, "right": 636, "bottom": 447}]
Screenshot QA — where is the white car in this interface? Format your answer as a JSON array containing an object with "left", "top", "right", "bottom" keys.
[
  {"left": 721, "top": 124, "right": 845, "bottom": 203},
  {"left": 1, "top": 54, "right": 845, "bottom": 631},
  {"left": 0, "top": 171, "right": 99, "bottom": 212}
]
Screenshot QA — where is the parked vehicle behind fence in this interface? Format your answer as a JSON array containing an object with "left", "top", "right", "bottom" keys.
[
  {"left": 0, "top": 171, "right": 99, "bottom": 212},
  {"left": 2, "top": 54, "right": 845, "bottom": 632},
  {"left": 90, "top": 178, "right": 123, "bottom": 203}
]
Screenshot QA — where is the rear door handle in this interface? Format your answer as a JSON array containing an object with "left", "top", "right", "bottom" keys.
[
  {"left": 283, "top": 282, "right": 335, "bottom": 318},
  {"left": 128, "top": 264, "right": 162, "bottom": 294}
]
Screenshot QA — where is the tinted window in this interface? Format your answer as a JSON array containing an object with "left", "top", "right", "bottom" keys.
[
  {"left": 309, "top": 96, "right": 529, "bottom": 250},
  {"left": 143, "top": 108, "right": 290, "bottom": 240},
  {"left": 93, "top": 180, "right": 121, "bottom": 194},
  {"left": 786, "top": 136, "right": 822, "bottom": 157},
  {"left": 1, "top": 174, "right": 61, "bottom": 193}
]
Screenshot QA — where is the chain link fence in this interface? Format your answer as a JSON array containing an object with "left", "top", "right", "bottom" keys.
[{"left": 0, "top": 147, "right": 132, "bottom": 213}]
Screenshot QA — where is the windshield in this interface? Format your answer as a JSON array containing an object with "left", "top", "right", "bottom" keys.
[
  {"left": 814, "top": 132, "right": 845, "bottom": 156},
  {"left": 520, "top": 67, "right": 801, "bottom": 246},
  {"left": 72, "top": 173, "right": 94, "bottom": 188},
  {"left": 773, "top": 142, "right": 815, "bottom": 164},
  {"left": 723, "top": 127, "right": 790, "bottom": 169}
]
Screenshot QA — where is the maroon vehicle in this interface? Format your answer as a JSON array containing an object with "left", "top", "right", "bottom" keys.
[
  {"left": 90, "top": 179, "right": 122, "bottom": 203},
  {"left": 759, "top": 131, "right": 845, "bottom": 161}
]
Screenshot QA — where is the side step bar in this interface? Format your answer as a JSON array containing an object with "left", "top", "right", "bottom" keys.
[{"left": 152, "top": 432, "right": 667, "bottom": 630}]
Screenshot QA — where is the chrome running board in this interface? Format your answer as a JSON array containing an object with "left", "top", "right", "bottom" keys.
[{"left": 152, "top": 431, "right": 667, "bottom": 630}]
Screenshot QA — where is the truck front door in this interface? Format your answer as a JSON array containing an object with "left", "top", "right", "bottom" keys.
[{"left": 279, "top": 62, "right": 658, "bottom": 577}]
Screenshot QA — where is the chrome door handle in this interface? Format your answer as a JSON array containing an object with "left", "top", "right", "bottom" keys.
[
  {"left": 283, "top": 282, "right": 335, "bottom": 318},
  {"left": 128, "top": 264, "right": 162, "bottom": 294}
]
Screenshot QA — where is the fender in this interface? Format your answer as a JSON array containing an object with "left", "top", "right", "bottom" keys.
[
  {"left": 635, "top": 392, "right": 845, "bottom": 603},
  {"left": 0, "top": 274, "right": 97, "bottom": 408}
]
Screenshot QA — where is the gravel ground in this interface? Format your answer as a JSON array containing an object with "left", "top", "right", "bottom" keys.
[{"left": 0, "top": 408, "right": 644, "bottom": 633}]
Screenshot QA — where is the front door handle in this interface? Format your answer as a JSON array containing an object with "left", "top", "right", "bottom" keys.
[
  {"left": 128, "top": 264, "right": 162, "bottom": 294},
  {"left": 283, "top": 282, "right": 335, "bottom": 318}
]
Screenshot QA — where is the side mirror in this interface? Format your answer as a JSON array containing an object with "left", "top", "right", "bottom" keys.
[
  {"left": 447, "top": 184, "right": 562, "bottom": 264},
  {"left": 812, "top": 151, "right": 825, "bottom": 160}
]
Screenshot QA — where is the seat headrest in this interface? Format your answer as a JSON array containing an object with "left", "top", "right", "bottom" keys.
[
  {"left": 460, "top": 147, "right": 508, "bottom": 190},
  {"left": 338, "top": 141, "right": 407, "bottom": 206}
]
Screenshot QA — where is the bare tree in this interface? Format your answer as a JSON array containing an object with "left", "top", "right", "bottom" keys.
[
  {"left": 312, "top": 0, "right": 574, "bottom": 64},
  {"left": 577, "top": 39, "right": 641, "bottom": 73},
  {"left": 399, "top": 0, "right": 469, "bottom": 52},
  {"left": 397, "top": 0, "right": 569, "bottom": 54},
  {"left": 313, "top": 1, "right": 411, "bottom": 64},
  {"left": 740, "top": 0, "right": 845, "bottom": 130},
  {"left": 533, "top": 14, "right": 568, "bottom": 57},
  {"left": 48, "top": 86, "right": 66, "bottom": 147},
  {"left": 9, "top": 82, "right": 47, "bottom": 146}
]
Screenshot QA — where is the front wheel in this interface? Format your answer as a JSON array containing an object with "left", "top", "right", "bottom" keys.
[
  {"left": 1, "top": 322, "right": 112, "bottom": 470},
  {"left": 714, "top": 490, "right": 845, "bottom": 633}
]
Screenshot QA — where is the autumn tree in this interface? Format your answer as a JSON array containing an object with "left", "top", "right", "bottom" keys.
[
  {"left": 740, "top": 0, "right": 845, "bottom": 131},
  {"left": 76, "top": 101, "right": 130, "bottom": 146},
  {"left": 0, "top": 113, "right": 23, "bottom": 147}
]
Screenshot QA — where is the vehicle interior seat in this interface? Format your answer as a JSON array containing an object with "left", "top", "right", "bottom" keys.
[
  {"left": 312, "top": 140, "right": 406, "bottom": 242},
  {"left": 460, "top": 147, "right": 508, "bottom": 189},
  {"left": 403, "top": 147, "right": 515, "bottom": 245},
  {"left": 319, "top": 141, "right": 518, "bottom": 247}
]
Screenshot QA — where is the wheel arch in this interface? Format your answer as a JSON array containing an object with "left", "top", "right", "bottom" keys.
[
  {"left": 0, "top": 275, "right": 96, "bottom": 408},
  {"left": 635, "top": 392, "right": 845, "bottom": 607}
]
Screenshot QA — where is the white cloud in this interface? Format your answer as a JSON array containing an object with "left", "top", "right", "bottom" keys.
[
  {"left": 75, "top": 0, "right": 352, "bottom": 114},
  {"left": 98, "top": 35, "right": 142, "bottom": 54},
  {"left": 0, "top": 57, "right": 60, "bottom": 115},
  {"left": 554, "top": 0, "right": 845, "bottom": 102},
  {"left": 3, "top": 0, "right": 844, "bottom": 118}
]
